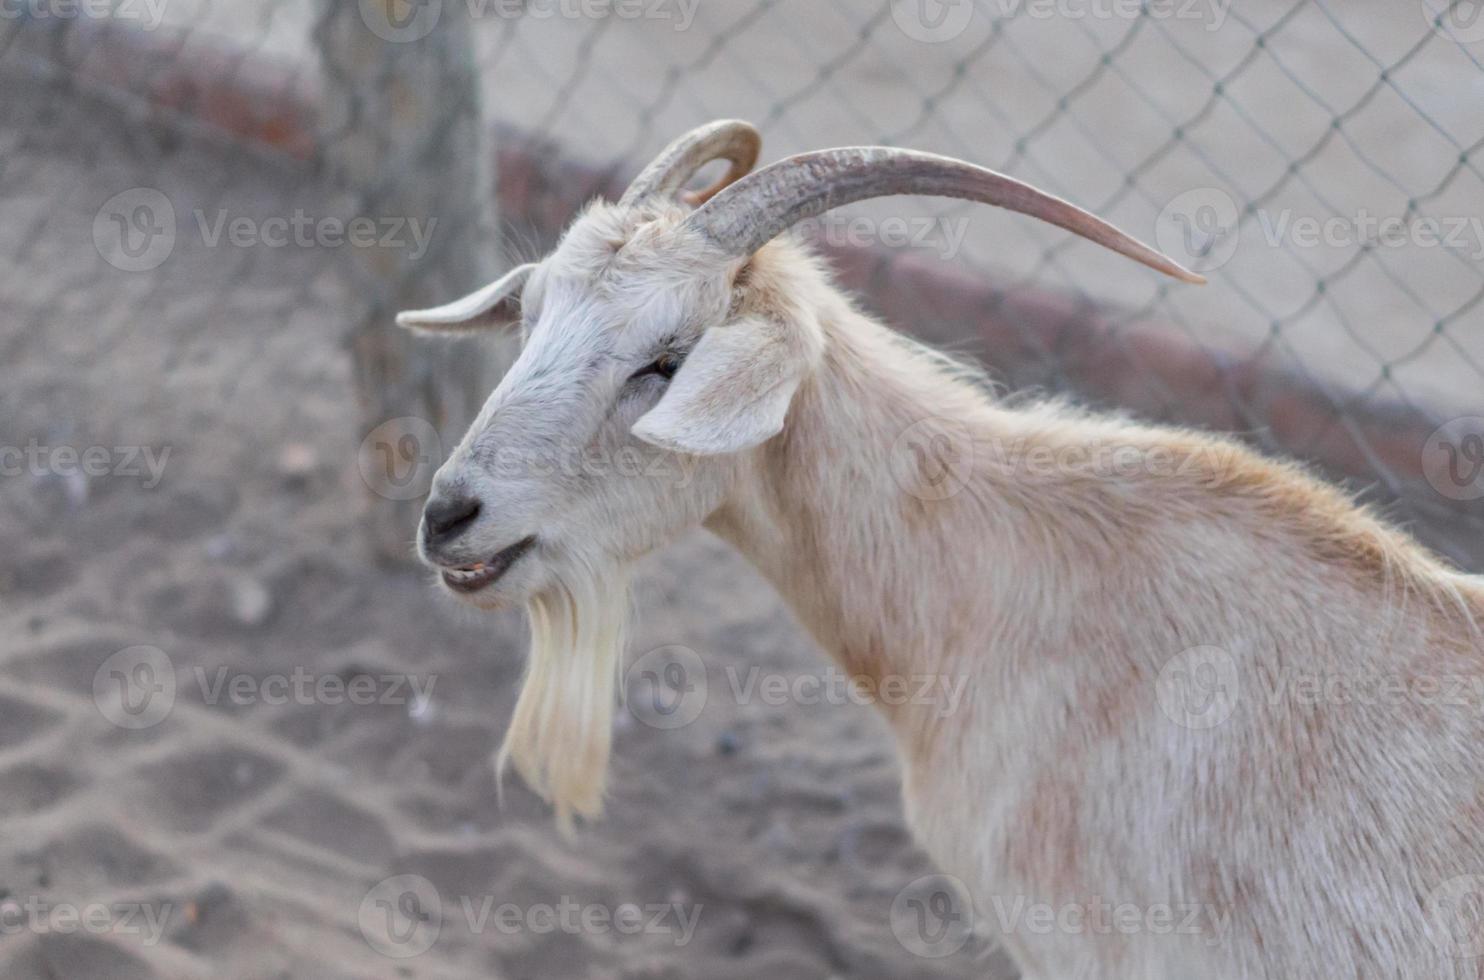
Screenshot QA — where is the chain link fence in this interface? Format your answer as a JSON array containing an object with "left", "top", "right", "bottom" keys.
[{"left": 4, "top": 0, "right": 1483, "bottom": 562}]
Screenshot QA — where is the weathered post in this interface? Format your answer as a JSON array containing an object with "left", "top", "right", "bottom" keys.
[{"left": 315, "top": 0, "right": 508, "bottom": 561}]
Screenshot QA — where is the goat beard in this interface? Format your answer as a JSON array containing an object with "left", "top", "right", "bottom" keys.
[{"left": 495, "top": 563, "right": 631, "bottom": 834}]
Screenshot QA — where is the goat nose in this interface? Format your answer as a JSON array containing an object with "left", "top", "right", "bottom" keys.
[{"left": 423, "top": 492, "right": 481, "bottom": 543}]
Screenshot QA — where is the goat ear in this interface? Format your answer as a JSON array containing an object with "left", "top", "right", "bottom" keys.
[
  {"left": 395, "top": 263, "right": 537, "bottom": 334},
  {"left": 632, "top": 316, "right": 808, "bottom": 456}
]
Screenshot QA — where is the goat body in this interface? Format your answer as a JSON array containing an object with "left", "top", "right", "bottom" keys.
[
  {"left": 710, "top": 242, "right": 1484, "bottom": 979},
  {"left": 402, "top": 121, "right": 1484, "bottom": 979}
]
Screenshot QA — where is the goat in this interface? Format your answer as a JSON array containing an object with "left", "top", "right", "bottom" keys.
[{"left": 398, "top": 120, "right": 1484, "bottom": 979}]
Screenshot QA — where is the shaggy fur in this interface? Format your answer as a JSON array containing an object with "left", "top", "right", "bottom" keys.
[
  {"left": 718, "top": 244, "right": 1484, "bottom": 978},
  {"left": 496, "top": 563, "right": 630, "bottom": 833},
  {"left": 403, "top": 188, "right": 1484, "bottom": 978}
]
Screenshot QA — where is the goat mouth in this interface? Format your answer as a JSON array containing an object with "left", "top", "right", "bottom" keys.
[{"left": 440, "top": 536, "right": 537, "bottom": 594}]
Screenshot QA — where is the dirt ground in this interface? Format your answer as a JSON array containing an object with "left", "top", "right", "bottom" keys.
[{"left": 0, "top": 66, "right": 1014, "bottom": 980}]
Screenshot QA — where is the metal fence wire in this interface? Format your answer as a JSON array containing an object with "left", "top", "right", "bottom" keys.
[{"left": 4, "top": 0, "right": 1484, "bottom": 566}]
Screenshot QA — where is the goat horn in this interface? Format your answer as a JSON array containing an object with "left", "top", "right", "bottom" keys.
[
  {"left": 684, "top": 147, "right": 1206, "bottom": 284},
  {"left": 619, "top": 120, "right": 763, "bottom": 209}
]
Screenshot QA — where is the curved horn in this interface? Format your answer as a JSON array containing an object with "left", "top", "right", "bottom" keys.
[
  {"left": 618, "top": 120, "right": 763, "bottom": 209},
  {"left": 683, "top": 147, "right": 1206, "bottom": 284}
]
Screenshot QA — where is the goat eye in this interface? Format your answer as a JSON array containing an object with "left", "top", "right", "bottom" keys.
[{"left": 632, "top": 352, "right": 682, "bottom": 383}]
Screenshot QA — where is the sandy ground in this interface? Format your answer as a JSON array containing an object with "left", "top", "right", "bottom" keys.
[{"left": 0, "top": 66, "right": 1014, "bottom": 979}]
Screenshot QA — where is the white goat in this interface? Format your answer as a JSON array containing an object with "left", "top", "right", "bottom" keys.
[{"left": 399, "top": 120, "right": 1484, "bottom": 979}]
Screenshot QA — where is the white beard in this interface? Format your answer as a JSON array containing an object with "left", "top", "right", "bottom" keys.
[{"left": 496, "top": 565, "right": 631, "bottom": 833}]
